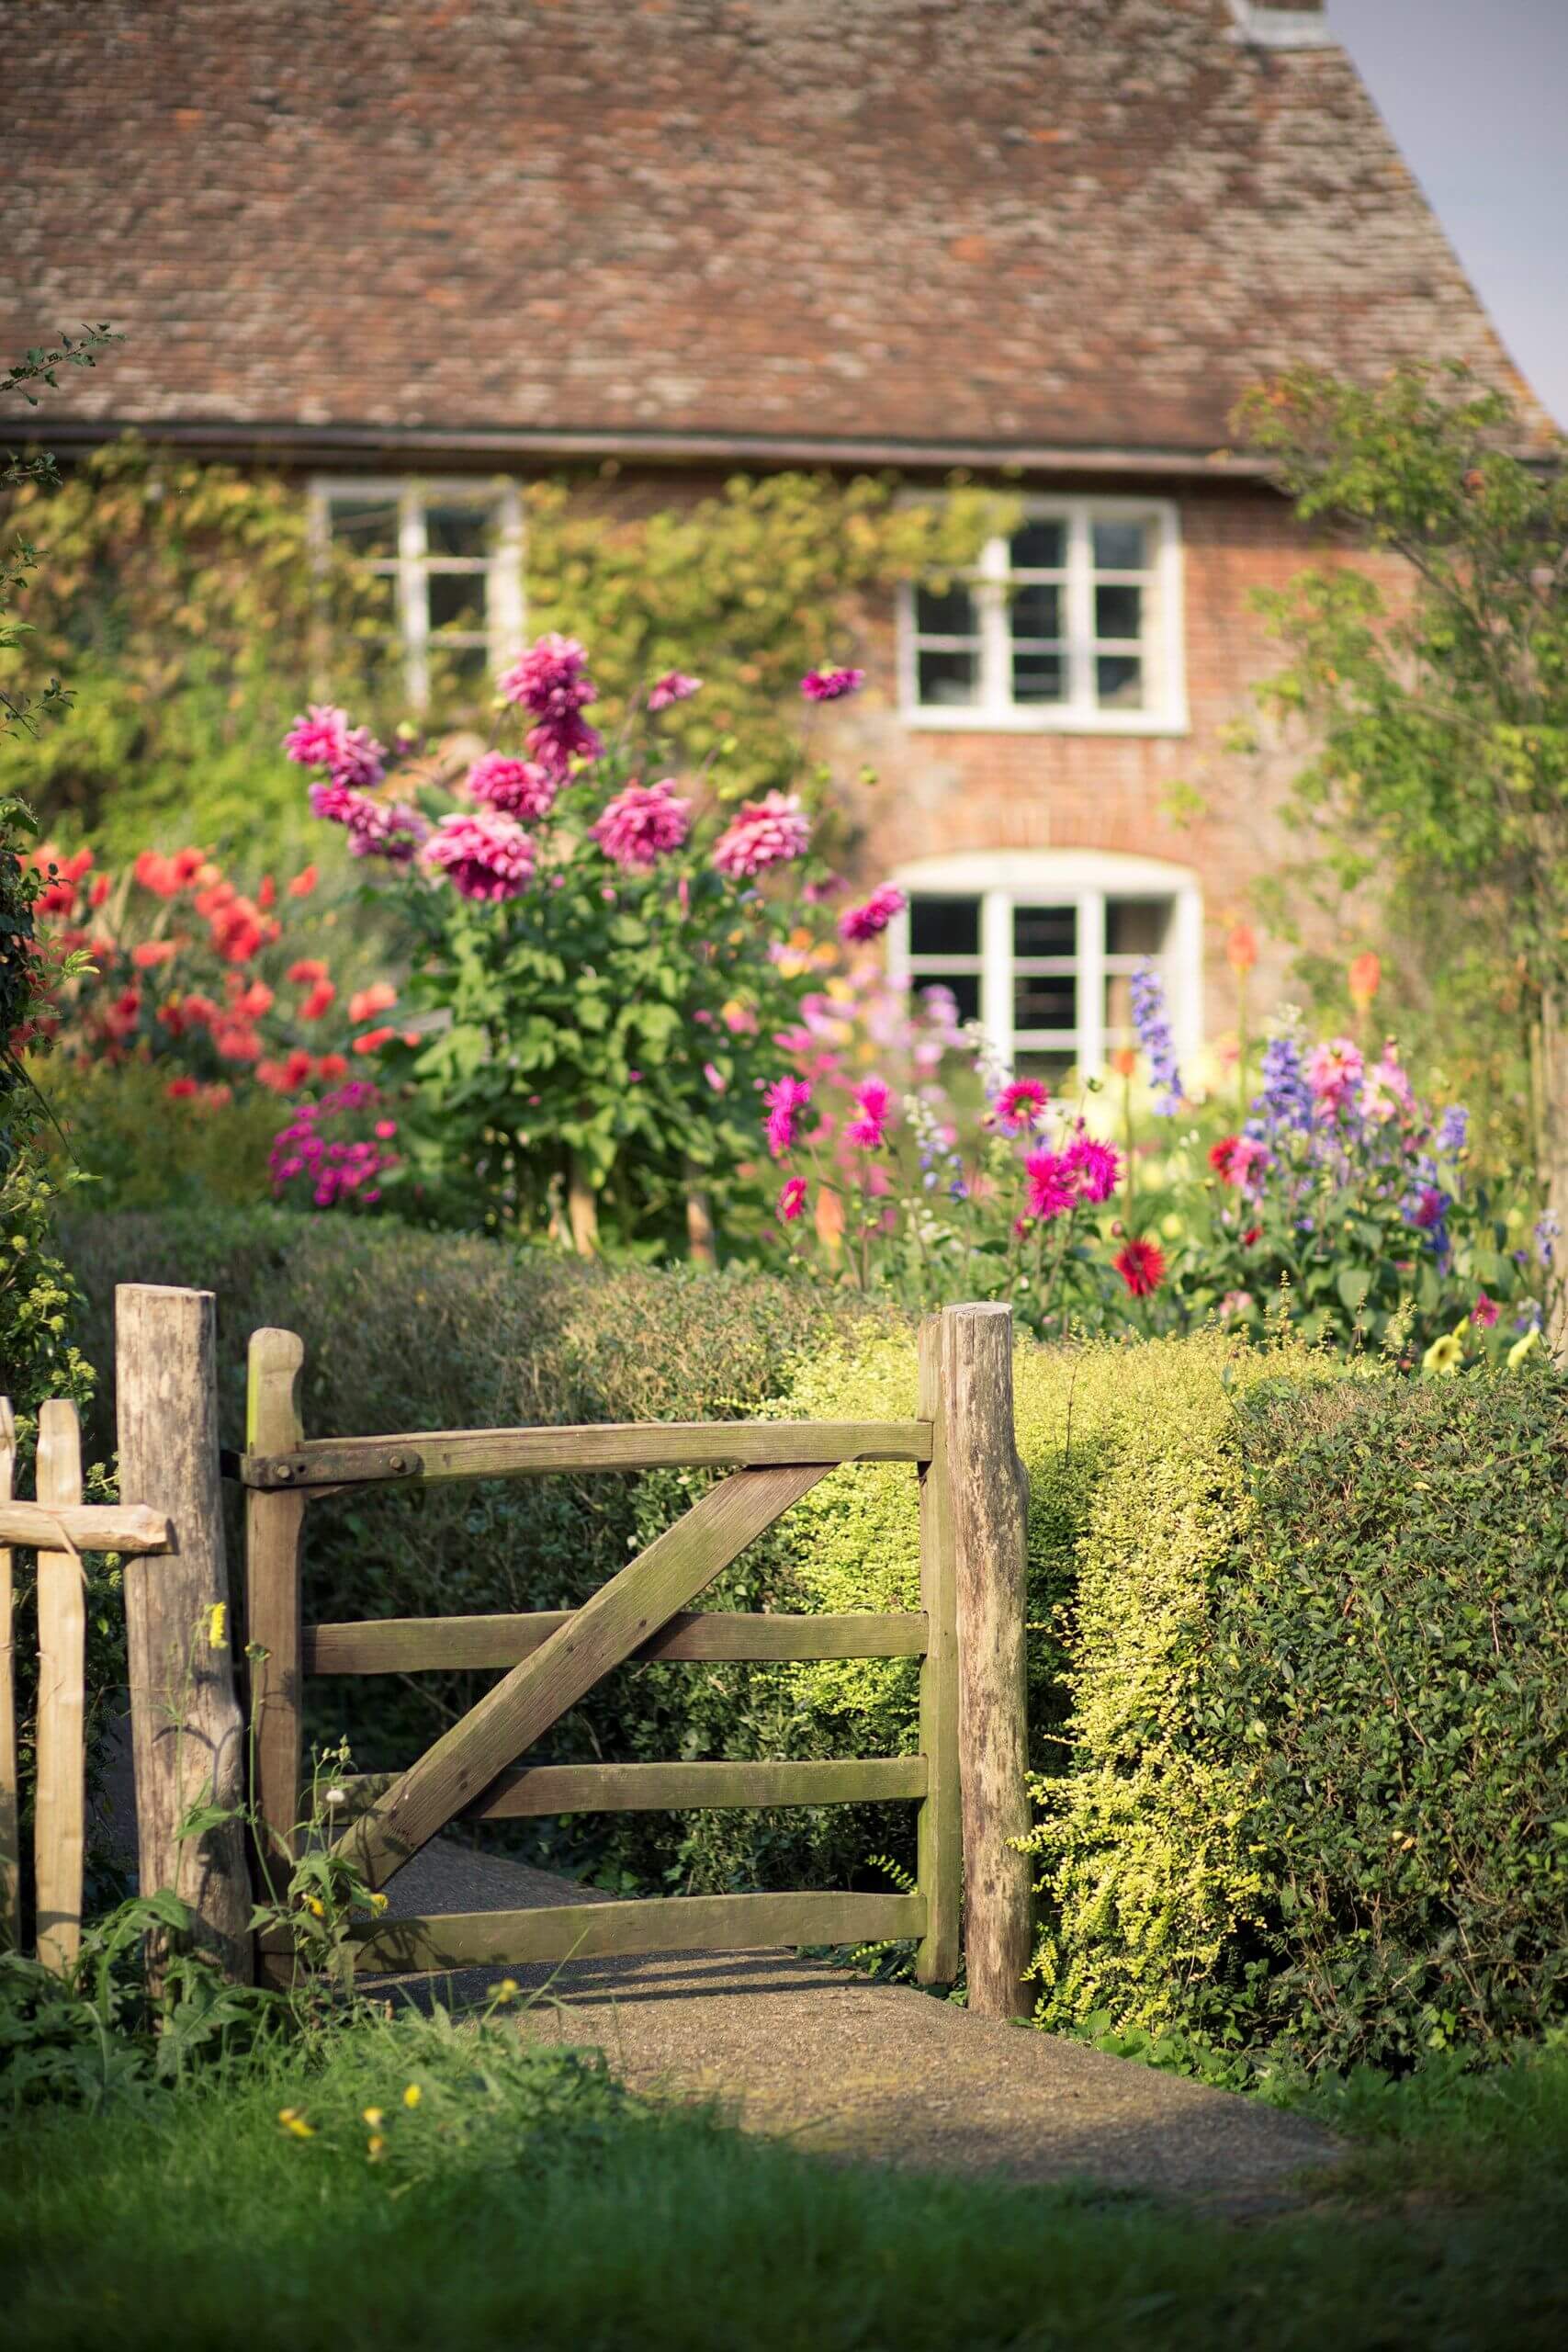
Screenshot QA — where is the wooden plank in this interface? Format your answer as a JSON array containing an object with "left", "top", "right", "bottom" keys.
[
  {"left": 334, "top": 1754, "right": 928, "bottom": 1823},
  {"left": 0, "top": 1499, "right": 174, "bottom": 1555},
  {"left": 915, "top": 1316, "right": 963, "bottom": 1986},
  {"left": 305, "top": 1607, "right": 929, "bottom": 1676},
  {"left": 0, "top": 1400, "right": 18, "bottom": 1951},
  {"left": 942, "top": 1304, "right": 1033, "bottom": 2020},
  {"left": 267, "top": 1889, "right": 928, "bottom": 1974},
  {"left": 245, "top": 1329, "right": 307, "bottom": 1895},
  {"left": 118, "top": 1285, "right": 254, "bottom": 1986},
  {"left": 335, "top": 1462, "right": 830, "bottom": 1892},
  {"left": 34, "top": 1399, "right": 85, "bottom": 1973},
  {"left": 241, "top": 1419, "right": 932, "bottom": 1490}
]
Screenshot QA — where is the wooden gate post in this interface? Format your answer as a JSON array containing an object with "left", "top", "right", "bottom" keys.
[
  {"left": 117, "top": 1283, "right": 254, "bottom": 1984},
  {"left": 0, "top": 1400, "right": 17, "bottom": 1951},
  {"left": 244, "top": 1328, "right": 306, "bottom": 1905},
  {"left": 34, "top": 1400, "right": 85, "bottom": 1973},
  {"left": 915, "top": 1316, "right": 961, "bottom": 1983},
  {"left": 941, "top": 1302, "right": 1032, "bottom": 2018}
]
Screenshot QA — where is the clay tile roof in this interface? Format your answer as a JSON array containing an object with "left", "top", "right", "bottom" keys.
[{"left": 2, "top": 0, "right": 1552, "bottom": 464}]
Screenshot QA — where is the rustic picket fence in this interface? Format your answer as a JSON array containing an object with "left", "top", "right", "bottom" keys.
[{"left": 4, "top": 1284, "right": 1034, "bottom": 2015}]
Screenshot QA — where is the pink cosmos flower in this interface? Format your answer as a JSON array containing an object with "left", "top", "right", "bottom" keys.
[
  {"left": 1065, "top": 1134, "right": 1121, "bottom": 1204},
  {"left": 500, "top": 633, "right": 603, "bottom": 772},
  {"left": 712, "top": 793, "right": 811, "bottom": 880},
  {"left": 592, "top": 778, "right": 694, "bottom": 870},
  {"left": 844, "top": 1076, "right": 892, "bottom": 1150},
  {"left": 648, "top": 672, "right": 703, "bottom": 711},
  {"left": 704, "top": 1061, "right": 728, "bottom": 1093},
  {"left": 1472, "top": 1291, "right": 1500, "bottom": 1329},
  {"left": 284, "top": 704, "right": 386, "bottom": 789},
  {"left": 800, "top": 667, "right": 866, "bottom": 702},
  {"left": 420, "top": 810, "right": 535, "bottom": 902},
  {"left": 1307, "top": 1037, "right": 1365, "bottom": 1109},
  {"left": 764, "top": 1075, "right": 812, "bottom": 1159},
  {"left": 995, "top": 1079, "right": 1050, "bottom": 1134},
  {"left": 1024, "top": 1149, "right": 1077, "bottom": 1223},
  {"left": 778, "top": 1177, "right": 809, "bottom": 1223},
  {"left": 1360, "top": 1054, "right": 1416, "bottom": 1124},
  {"left": 839, "top": 885, "right": 907, "bottom": 944},
  {"left": 465, "top": 753, "right": 559, "bottom": 821}
]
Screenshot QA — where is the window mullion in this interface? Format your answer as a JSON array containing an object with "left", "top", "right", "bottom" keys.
[
  {"left": 1077, "top": 888, "right": 1107, "bottom": 1080},
  {"left": 491, "top": 480, "right": 525, "bottom": 675},
  {"left": 1066, "top": 507, "right": 1094, "bottom": 716},
  {"left": 400, "top": 485, "right": 429, "bottom": 710},
  {"left": 981, "top": 888, "right": 1013, "bottom": 1069},
  {"left": 980, "top": 535, "right": 1010, "bottom": 717}
]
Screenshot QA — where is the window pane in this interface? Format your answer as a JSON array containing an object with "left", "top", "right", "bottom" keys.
[
  {"left": 1092, "top": 519, "right": 1148, "bottom": 571},
  {"left": 1015, "top": 1048, "right": 1075, "bottom": 1088},
  {"left": 429, "top": 641, "right": 491, "bottom": 693},
  {"left": 1012, "top": 650, "right": 1066, "bottom": 704},
  {"left": 1013, "top": 904, "right": 1077, "bottom": 958},
  {"left": 328, "top": 495, "right": 400, "bottom": 560},
  {"left": 935, "top": 972, "right": 981, "bottom": 1023},
  {"left": 1010, "top": 520, "right": 1066, "bottom": 571},
  {"left": 1010, "top": 582, "right": 1060, "bottom": 639},
  {"left": 424, "top": 503, "right": 492, "bottom": 560},
  {"left": 1106, "top": 899, "right": 1170, "bottom": 957},
  {"left": 1096, "top": 654, "right": 1144, "bottom": 708},
  {"left": 909, "top": 897, "right": 980, "bottom": 957},
  {"left": 344, "top": 571, "right": 398, "bottom": 627},
  {"left": 429, "top": 572, "right": 488, "bottom": 633},
  {"left": 917, "top": 647, "right": 980, "bottom": 706},
  {"left": 1015, "top": 975, "right": 1077, "bottom": 1030},
  {"left": 915, "top": 581, "right": 978, "bottom": 636},
  {"left": 1094, "top": 582, "right": 1143, "bottom": 640}
]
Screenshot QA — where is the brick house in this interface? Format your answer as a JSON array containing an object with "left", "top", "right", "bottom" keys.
[{"left": 4, "top": 0, "right": 1551, "bottom": 1084}]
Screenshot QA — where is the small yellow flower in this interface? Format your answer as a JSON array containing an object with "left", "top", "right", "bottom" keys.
[
  {"left": 403, "top": 2083, "right": 422, "bottom": 2109},
  {"left": 1422, "top": 1329, "right": 1464, "bottom": 1377},
  {"left": 1509, "top": 1326, "right": 1543, "bottom": 1370},
  {"left": 367, "top": 1891, "right": 389, "bottom": 1914},
  {"left": 367, "top": 2134, "right": 386, "bottom": 2162},
  {"left": 277, "top": 2108, "right": 315, "bottom": 2139},
  {"left": 491, "top": 1978, "right": 520, "bottom": 2004},
  {"left": 206, "top": 1602, "right": 227, "bottom": 1649},
  {"left": 362, "top": 2107, "right": 384, "bottom": 2128},
  {"left": 304, "top": 1895, "right": 325, "bottom": 1918}
]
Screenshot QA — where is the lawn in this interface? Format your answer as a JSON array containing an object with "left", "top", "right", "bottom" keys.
[{"left": 6, "top": 2005, "right": 1568, "bottom": 2352}]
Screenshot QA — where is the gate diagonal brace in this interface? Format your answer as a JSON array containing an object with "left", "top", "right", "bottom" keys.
[{"left": 333, "top": 1462, "right": 830, "bottom": 1894}]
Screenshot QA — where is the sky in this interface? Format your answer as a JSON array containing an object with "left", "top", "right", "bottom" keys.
[{"left": 1326, "top": 0, "right": 1568, "bottom": 426}]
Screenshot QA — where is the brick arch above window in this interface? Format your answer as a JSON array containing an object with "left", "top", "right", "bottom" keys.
[{"left": 886, "top": 848, "right": 1202, "bottom": 1083}]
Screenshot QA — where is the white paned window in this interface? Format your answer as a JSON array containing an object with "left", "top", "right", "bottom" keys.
[
  {"left": 899, "top": 499, "right": 1186, "bottom": 734},
  {"left": 886, "top": 849, "right": 1202, "bottom": 1081},
  {"left": 311, "top": 476, "right": 525, "bottom": 707}
]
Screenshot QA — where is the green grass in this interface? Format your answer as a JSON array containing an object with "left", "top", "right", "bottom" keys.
[{"left": 6, "top": 2009, "right": 1568, "bottom": 2351}]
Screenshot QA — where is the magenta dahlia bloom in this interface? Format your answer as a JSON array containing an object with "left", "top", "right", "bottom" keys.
[
  {"left": 344, "top": 797, "right": 429, "bottom": 865},
  {"left": 465, "top": 753, "right": 559, "bottom": 821},
  {"left": 1024, "top": 1148, "right": 1076, "bottom": 1223},
  {"left": 592, "top": 778, "right": 693, "bottom": 870},
  {"left": 800, "top": 667, "right": 866, "bottom": 703},
  {"left": 845, "top": 1076, "right": 892, "bottom": 1150},
  {"left": 309, "top": 776, "right": 361, "bottom": 823},
  {"left": 1064, "top": 1133, "right": 1121, "bottom": 1205},
  {"left": 420, "top": 810, "right": 535, "bottom": 903},
  {"left": 838, "top": 884, "right": 907, "bottom": 944},
  {"left": 286, "top": 705, "right": 387, "bottom": 789},
  {"left": 763, "top": 1075, "right": 812, "bottom": 1159},
  {"left": 777, "top": 1177, "right": 809, "bottom": 1224},
  {"left": 994, "top": 1078, "right": 1050, "bottom": 1134},
  {"left": 648, "top": 672, "right": 703, "bottom": 711},
  {"left": 712, "top": 792, "right": 812, "bottom": 880},
  {"left": 501, "top": 633, "right": 604, "bottom": 774}
]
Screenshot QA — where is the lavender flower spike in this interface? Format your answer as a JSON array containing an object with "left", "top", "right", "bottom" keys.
[{"left": 1130, "top": 960, "right": 1183, "bottom": 1116}]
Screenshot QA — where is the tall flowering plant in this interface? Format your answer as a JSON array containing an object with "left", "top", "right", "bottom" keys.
[{"left": 281, "top": 639, "right": 850, "bottom": 1246}]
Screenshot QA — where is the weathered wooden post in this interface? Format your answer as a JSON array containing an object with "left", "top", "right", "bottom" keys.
[
  {"left": 117, "top": 1283, "right": 253, "bottom": 1983},
  {"left": 0, "top": 1399, "right": 18, "bottom": 1951},
  {"left": 941, "top": 1302, "right": 1032, "bottom": 2018},
  {"left": 244, "top": 1327, "right": 306, "bottom": 1911},
  {"left": 33, "top": 1399, "right": 85, "bottom": 1972},
  {"left": 915, "top": 1315, "right": 961, "bottom": 1983}
]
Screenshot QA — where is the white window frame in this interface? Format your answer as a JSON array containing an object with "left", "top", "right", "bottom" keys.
[
  {"left": 310, "top": 474, "right": 525, "bottom": 707},
  {"left": 886, "top": 847, "right": 1202, "bottom": 1080},
  {"left": 897, "top": 494, "right": 1188, "bottom": 736}
]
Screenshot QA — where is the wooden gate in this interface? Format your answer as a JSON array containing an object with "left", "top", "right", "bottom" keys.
[{"left": 233, "top": 1302, "right": 1033, "bottom": 2009}]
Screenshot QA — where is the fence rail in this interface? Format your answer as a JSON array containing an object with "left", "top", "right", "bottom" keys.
[{"left": 14, "top": 1286, "right": 1033, "bottom": 2020}]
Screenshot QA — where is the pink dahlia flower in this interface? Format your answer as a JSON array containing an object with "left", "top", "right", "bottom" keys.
[
  {"left": 344, "top": 797, "right": 429, "bottom": 865},
  {"left": 712, "top": 793, "right": 812, "bottom": 880},
  {"left": 420, "top": 810, "right": 535, "bottom": 903},
  {"left": 465, "top": 753, "right": 559, "bottom": 821},
  {"left": 839, "top": 884, "right": 907, "bottom": 945},
  {"left": 995, "top": 1078, "right": 1050, "bottom": 1134},
  {"left": 800, "top": 667, "right": 866, "bottom": 703},
  {"left": 1024, "top": 1148, "right": 1076, "bottom": 1223},
  {"left": 648, "top": 672, "right": 703, "bottom": 711},
  {"left": 592, "top": 778, "right": 693, "bottom": 870},
  {"left": 284, "top": 704, "right": 386, "bottom": 789},
  {"left": 844, "top": 1076, "right": 891, "bottom": 1150},
  {"left": 1307, "top": 1037, "right": 1365, "bottom": 1109},
  {"left": 763, "top": 1075, "right": 813, "bottom": 1159},
  {"left": 778, "top": 1176, "right": 809, "bottom": 1224},
  {"left": 501, "top": 633, "right": 603, "bottom": 773},
  {"left": 1065, "top": 1133, "right": 1121, "bottom": 1204}
]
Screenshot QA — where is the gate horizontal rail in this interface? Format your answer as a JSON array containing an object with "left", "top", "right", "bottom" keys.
[
  {"left": 305, "top": 1606, "right": 930, "bottom": 1675},
  {"left": 333, "top": 1755, "right": 929, "bottom": 1824}
]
